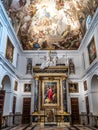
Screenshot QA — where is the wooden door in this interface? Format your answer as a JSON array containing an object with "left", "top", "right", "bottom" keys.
[
  {"left": 22, "top": 98, "right": 31, "bottom": 124},
  {"left": 12, "top": 96, "right": 16, "bottom": 124},
  {"left": 71, "top": 98, "right": 80, "bottom": 124},
  {"left": 0, "top": 90, "right": 5, "bottom": 112},
  {"left": 0, "top": 90, "right": 5, "bottom": 129},
  {"left": 85, "top": 96, "right": 89, "bottom": 124},
  {"left": 13, "top": 96, "right": 16, "bottom": 114}
]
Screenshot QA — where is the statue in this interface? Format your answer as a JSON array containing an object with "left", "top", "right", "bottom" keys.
[
  {"left": 26, "top": 59, "right": 32, "bottom": 74},
  {"left": 40, "top": 51, "right": 57, "bottom": 69},
  {"left": 69, "top": 59, "right": 75, "bottom": 74}
]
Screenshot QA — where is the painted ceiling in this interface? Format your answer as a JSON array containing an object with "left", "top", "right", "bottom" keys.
[{"left": 2, "top": 0, "right": 98, "bottom": 50}]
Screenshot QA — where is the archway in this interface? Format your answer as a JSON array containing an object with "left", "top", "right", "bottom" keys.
[
  {"left": 1, "top": 75, "right": 11, "bottom": 115},
  {"left": 91, "top": 74, "right": 98, "bottom": 114}
]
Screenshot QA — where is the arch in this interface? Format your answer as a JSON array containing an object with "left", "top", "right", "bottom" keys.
[
  {"left": 91, "top": 74, "right": 98, "bottom": 114},
  {"left": 1, "top": 75, "right": 12, "bottom": 115},
  {"left": 1, "top": 75, "right": 11, "bottom": 91},
  {"left": 91, "top": 74, "right": 98, "bottom": 91}
]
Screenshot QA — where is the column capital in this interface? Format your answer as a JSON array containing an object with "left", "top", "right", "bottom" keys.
[
  {"left": 34, "top": 74, "right": 39, "bottom": 80},
  {"left": 62, "top": 75, "right": 67, "bottom": 80}
]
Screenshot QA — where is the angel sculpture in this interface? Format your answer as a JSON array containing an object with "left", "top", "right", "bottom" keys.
[{"left": 40, "top": 52, "right": 57, "bottom": 70}]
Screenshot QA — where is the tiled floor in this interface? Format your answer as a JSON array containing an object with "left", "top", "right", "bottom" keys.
[
  {"left": 2, "top": 125, "right": 98, "bottom": 130},
  {"left": 33, "top": 125, "right": 98, "bottom": 130}
]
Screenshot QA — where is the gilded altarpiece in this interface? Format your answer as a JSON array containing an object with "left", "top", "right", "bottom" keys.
[{"left": 33, "top": 66, "right": 70, "bottom": 125}]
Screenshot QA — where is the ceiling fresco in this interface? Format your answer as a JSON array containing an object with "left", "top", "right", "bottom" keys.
[{"left": 2, "top": 0, "right": 98, "bottom": 50}]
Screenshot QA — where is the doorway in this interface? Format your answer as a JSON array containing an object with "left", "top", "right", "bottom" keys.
[
  {"left": 0, "top": 90, "right": 5, "bottom": 129},
  {"left": 22, "top": 98, "right": 31, "bottom": 124},
  {"left": 85, "top": 96, "right": 89, "bottom": 124},
  {"left": 12, "top": 96, "right": 16, "bottom": 124},
  {"left": 71, "top": 98, "right": 80, "bottom": 124}
]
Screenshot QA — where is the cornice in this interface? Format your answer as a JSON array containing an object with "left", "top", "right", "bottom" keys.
[
  {"left": 0, "top": 2, "right": 22, "bottom": 53},
  {"left": 69, "top": 59, "right": 98, "bottom": 81},
  {"left": 0, "top": 54, "right": 20, "bottom": 79},
  {"left": 78, "top": 8, "right": 98, "bottom": 52},
  {"left": 82, "top": 59, "right": 98, "bottom": 79}
]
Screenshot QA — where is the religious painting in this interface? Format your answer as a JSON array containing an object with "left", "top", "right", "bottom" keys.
[
  {"left": 84, "top": 80, "right": 88, "bottom": 91},
  {"left": 42, "top": 80, "right": 59, "bottom": 107},
  {"left": 14, "top": 81, "right": 18, "bottom": 91},
  {"left": 24, "top": 84, "right": 31, "bottom": 92},
  {"left": 5, "top": 37, "right": 14, "bottom": 62},
  {"left": 88, "top": 37, "right": 97, "bottom": 64},
  {"left": 68, "top": 82, "right": 79, "bottom": 93},
  {"left": 45, "top": 109, "right": 55, "bottom": 122}
]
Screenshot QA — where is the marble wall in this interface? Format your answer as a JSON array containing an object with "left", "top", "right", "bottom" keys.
[{"left": 0, "top": 0, "right": 98, "bottom": 126}]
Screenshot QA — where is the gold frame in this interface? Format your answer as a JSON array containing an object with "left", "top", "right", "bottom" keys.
[
  {"left": 5, "top": 36, "right": 14, "bottom": 62},
  {"left": 24, "top": 84, "right": 31, "bottom": 92},
  {"left": 68, "top": 82, "right": 79, "bottom": 93},
  {"left": 42, "top": 80, "right": 59, "bottom": 107},
  {"left": 88, "top": 37, "right": 97, "bottom": 64},
  {"left": 14, "top": 81, "right": 18, "bottom": 91}
]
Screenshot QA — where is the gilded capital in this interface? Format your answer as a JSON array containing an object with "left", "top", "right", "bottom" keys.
[
  {"left": 34, "top": 74, "right": 39, "bottom": 80},
  {"left": 62, "top": 75, "right": 67, "bottom": 80}
]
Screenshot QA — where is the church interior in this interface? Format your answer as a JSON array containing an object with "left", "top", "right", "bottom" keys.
[{"left": 0, "top": 0, "right": 98, "bottom": 130}]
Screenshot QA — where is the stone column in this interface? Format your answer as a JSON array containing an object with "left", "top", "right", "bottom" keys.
[
  {"left": 34, "top": 75, "right": 39, "bottom": 112},
  {"left": 62, "top": 76, "right": 67, "bottom": 112}
]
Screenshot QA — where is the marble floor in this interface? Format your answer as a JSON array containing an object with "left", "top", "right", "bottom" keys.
[
  {"left": 2, "top": 125, "right": 98, "bottom": 130},
  {"left": 33, "top": 125, "right": 98, "bottom": 130}
]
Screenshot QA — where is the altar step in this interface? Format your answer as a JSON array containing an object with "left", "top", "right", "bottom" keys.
[{"left": 44, "top": 122, "right": 57, "bottom": 126}]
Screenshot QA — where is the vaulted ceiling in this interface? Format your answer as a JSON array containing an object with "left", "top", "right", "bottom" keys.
[{"left": 2, "top": 0, "right": 98, "bottom": 50}]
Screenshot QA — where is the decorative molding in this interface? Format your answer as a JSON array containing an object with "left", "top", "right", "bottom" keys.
[
  {"left": 0, "top": 3, "right": 22, "bottom": 52},
  {"left": 33, "top": 66, "right": 68, "bottom": 74},
  {"left": 0, "top": 54, "right": 20, "bottom": 79},
  {"left": 78, "top": 8, "right": 98, "bottom": 52}
]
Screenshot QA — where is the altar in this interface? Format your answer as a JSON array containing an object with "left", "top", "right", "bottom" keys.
[
  {"left": 32, "top": 65, "right": 70, "bottom": 126},
  {"left": 32, "top": 111, "right": 70, "bottom": 126}
]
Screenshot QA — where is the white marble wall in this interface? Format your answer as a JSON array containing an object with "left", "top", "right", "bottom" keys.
[{"left": 0, "top": 0, "right": 98, "bottom": 126}]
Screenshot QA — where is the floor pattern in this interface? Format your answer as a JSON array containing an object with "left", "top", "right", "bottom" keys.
[{"left": 2, "top": 125, "right": 98, "bottom": 130}]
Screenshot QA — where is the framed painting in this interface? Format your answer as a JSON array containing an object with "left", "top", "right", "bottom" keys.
[
  {"left": 88, "top": 37, "right": 97, "bottom": 64},
  {"left": 5, "top": 37, "right": 14, "bottom": 62},
  {"left": 14, "top": 81, "right": 18, "bottom": 91},
  {"left": 24, "top": 84, "right": 31, "bottom": 92},
  {"left": 84, "top": 80, "right": 87, "bottom": 91},
  {"left": 68, "top": 82, "right": 79, "bottom": 93},
  {"left": 44, "top": 109, "right": 55, "bottom": 122},
  {"left": 42, "top": 80, "right": 59, "bottom": 107}
]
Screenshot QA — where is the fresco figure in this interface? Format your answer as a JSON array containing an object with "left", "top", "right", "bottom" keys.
[{"left": 47, "top": 87, "right": 54, "bottom": 101}]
